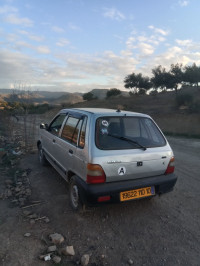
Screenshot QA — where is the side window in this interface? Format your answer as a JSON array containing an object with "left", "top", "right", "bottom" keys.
[
  {"left": 48, "top": 114, "right": 66, "bottom": 136},
  {"left": 61, "top": 116, "right": 81, "bottom": 145},
  {"left": 79, "top": 117, "right": 87, "bottom": 148}
]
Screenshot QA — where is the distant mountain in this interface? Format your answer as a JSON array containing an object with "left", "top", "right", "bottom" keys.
[{"left": 0, "top": 89, "right": 83, "bottom": 105}]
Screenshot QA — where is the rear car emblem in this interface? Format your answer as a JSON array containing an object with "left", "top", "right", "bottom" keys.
[
  {"left": 118, "top": 167, "right": 126, "bottom": 175},
  {"left": 137, "top": 162, "right": 143, "bottom": 167}
]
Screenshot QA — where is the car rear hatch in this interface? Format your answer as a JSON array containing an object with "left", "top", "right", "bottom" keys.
[
  {"left": 94, "top": 115, "right": 173, "bottom": 182},
  {"left": 93, "top": 148, "right": 173, "bottom": 182}
]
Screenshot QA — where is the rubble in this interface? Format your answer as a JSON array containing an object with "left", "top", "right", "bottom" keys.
[
  {"left": 52, "top": 256, "right": 61, "bottom": 264},
  {"left": 81, "top": 254, "right": 90, "bottom": 266},
  {"left": 24, "top": 233, "right": 31, "bottom": 237},
  {"left": 61, "top": 245, "right": 75, "bottom": 256},
  {"left": 47, "top": 245, "right": 57, "bottom": 252},
  {"left": 49, "top": 233, "right": 64, "bottom": 245}
]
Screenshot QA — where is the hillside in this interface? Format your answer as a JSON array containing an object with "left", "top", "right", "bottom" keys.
[
  {"left": 69, "top": 86, "right": 200, "bottom": 137},
  {"left": 0, "top": 89, "right": 83, "bottom": 105}
]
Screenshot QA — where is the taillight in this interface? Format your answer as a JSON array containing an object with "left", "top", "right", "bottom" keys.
[
  {"left": 86, "top": 164, "right": 106, "bottom": 184},
  {"left": 165, "top": 157, "right": 175, "bottom": 175}
]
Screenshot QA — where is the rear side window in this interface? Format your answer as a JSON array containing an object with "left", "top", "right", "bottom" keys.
[
  {"left": 96, "top": 116, "right": 166, "bottom": 150},
  {"left": 61, "top": 116, "right": 87, "bottom": 147}
]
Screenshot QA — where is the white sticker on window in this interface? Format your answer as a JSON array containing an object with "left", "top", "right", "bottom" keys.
[
  {"left": 102, "top": 120, "right": 109, "bottom": 127},
  {"left": 101, "top": 128, "right": 108, "bottom": 135},
  {"left": 118, "top": 167, "right": 126, "bottom": 175}
]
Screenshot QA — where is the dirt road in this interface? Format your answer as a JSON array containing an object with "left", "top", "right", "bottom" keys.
[{"left": 0, "top": 136, "right": 200, "bottom": 266}]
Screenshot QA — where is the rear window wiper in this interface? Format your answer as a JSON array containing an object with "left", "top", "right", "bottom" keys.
[{"left": 108, "top": 134, "right": 147, "bottom": 151}]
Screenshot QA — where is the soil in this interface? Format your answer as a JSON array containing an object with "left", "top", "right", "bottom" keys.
[{"left": 0, "top": 136, "right": 200, "bottom": 266}]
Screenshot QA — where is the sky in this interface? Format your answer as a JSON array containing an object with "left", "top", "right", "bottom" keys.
[{"left": 0, "top": 0, "right": 200, "bottom": 93}]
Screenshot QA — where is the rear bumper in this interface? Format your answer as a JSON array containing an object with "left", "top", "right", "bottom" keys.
[{"left": 75, "top": 173, "right": 177, "bottom": 205}]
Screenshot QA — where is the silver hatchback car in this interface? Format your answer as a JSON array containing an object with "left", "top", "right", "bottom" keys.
[{"left": 37, "top": 108, "right": 177, "bottom": 210}]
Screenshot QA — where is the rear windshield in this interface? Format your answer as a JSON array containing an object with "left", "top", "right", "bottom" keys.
[{"left": 95, "top": 116, "right": 166, "bottom": 150}]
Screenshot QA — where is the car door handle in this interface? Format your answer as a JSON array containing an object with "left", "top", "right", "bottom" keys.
[
  {"left": 69, "top": 149, "right": 73, "bottom": 155},
  {"left": 53, "top": 139, "right": 56, "bottom": 143}
]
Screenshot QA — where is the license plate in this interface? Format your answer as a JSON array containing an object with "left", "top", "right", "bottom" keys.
[{"left": 120, "top": 186, "right": 155, "bottom": 202}]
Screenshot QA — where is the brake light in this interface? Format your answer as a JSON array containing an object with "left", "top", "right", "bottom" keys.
[
  {"left": 165, "top": 157, "right": 175, "bottom": 175},
  {"left": 87, "top": 164, "right": 106, "bottom": 184}
]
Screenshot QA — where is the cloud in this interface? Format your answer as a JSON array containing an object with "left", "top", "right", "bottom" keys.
[
  {"left": 138, "top": 43, "right": 155, "bottom": 56},
  {"left": 36, "top": 46, "right": 51, "bottom": 54},
  {"left": 103, "top": 7, "right": 125, "bottom": 21},
  {"left": 0, "top": 4, "right": 18, "bottom": 14},
  {"left": 68, "top": 23, "right": 80, "bottom": 31},
  {"left": 148, "top": 25, "right": 169, "bottom": 36},
  {"left": 56, "top": 38, "right": 70, "bottom": 47},
  {"left": 176, "top": 39, "right": 192, "bottom": 46},
  {"left": 18, "top": 30, "right": 44, "bottom": 42},
  {"left": 52, "top": 26, "right": 65, "bottom": 33},
  {"left": 4, "top": 13, "right": 33, "bottom": 27},
  {"left": 178, "top": 0, "right": 189, "bottom": 7}
]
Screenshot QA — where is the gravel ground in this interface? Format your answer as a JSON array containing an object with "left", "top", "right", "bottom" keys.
[{"left": 0, "top": 136, "right": 200, "bottom": 266}]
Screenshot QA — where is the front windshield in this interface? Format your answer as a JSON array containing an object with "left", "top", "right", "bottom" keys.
[{"left": 95, "top": 116, "right": 166, "bottom": 150}]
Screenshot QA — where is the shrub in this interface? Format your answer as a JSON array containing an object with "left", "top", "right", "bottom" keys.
[
  {"left": 107, "top": 88, "right": 121, "bottom": 98},
  {"left": 83, "top": 92, "right": 95, "bottom": 101},
  {"left": 176, "top": 93, "right": 193, "bottom": 107}
]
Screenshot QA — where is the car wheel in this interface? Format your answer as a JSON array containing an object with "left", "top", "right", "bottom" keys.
[
  {"left": 38, "top": 144, "right": 48, "bottom": 166},
  {"left": 69, "top": 177, "right": 82, "bottom": 211}
]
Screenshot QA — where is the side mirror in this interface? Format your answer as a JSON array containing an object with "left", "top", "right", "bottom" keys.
[{"left": 40, "top": 123, "right": 48, "bottom": 129}]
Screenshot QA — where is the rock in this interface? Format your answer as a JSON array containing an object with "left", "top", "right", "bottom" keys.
[
  {"left": 22, "top": 171, "right": 27, "bottom": 177},
  {"left": 44, "top": 217, "right": 50, "bottom": 223},
  {"left": 128, "top": 259, "right": 134, "bottom": 265},
  {"left": 5, "top": 179, "right": 13, "bottom": 186},
  {"left": 47, "top": 245, "right": 57, "bottom": 252},
  {"left": 23, "top": 210, "right": 32, "bottom": 216},
  {"left": 30, "top": 219, "right": 35, "bottom": 225},
  {"left": 39, "top": 254, "right": 51, "bottom": 261},
  {"left": 81, "top": 254, "right": 90, "bottom": 266},
  {"left": 52, "top": 256, "right": 61, "bottom": 264},
  {"left": 61, "top": 246, "right": 75, "bottom": 256},
  {"left": 25, "top": 188, "right": 31, "bottom": 196},
  {"left": 15, "top": 187, "right": 21, "bottom": 193},
  {"left": 24, "top": 233, "right": 31, "bottom": 237},
  {"left": 0, "top": 193, "right": 4, "bottom": 199},
  {"left": 6, "top": 189, "right": 12, "bottom": 197},
  {"left": 28, "top": 213, "right": 37, "bottom": 219},
  {"left": 49, "top": 233, "right": 64, "bottom": 245}
]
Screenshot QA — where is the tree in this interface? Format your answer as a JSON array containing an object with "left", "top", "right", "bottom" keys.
[
  {"left": 83, "top": 92, "right": 95, "bottom": 101},
  {"left": 183, "top": 63, "right": 200, "bottom": 87},
  {"left": 124, "top": 73, "right": 152, "bottom": 94},
  {"left": 106, "top": 88, "right": 121, "bottom": 98},
  {"left": 169, "top": 63, "right": 184, "bottom": 94},
  {"left": 151, "top": 65, "right": 168, "bottom": 91}
]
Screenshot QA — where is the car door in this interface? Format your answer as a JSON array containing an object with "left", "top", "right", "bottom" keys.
[
  {"left": 54, "top": 113, "right": 87, "bottom": 179},
  {"left": 41, "top": 113, "right": 67, "bottom": 162}
]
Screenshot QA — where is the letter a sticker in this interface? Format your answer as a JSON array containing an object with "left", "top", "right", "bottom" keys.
[{"left": 118, "top": 167, "right": 126, "bottom": 175}]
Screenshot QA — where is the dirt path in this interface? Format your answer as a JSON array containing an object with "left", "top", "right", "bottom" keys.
[{"left": 0, "top": 137, "right": 200, "bottom": 266}]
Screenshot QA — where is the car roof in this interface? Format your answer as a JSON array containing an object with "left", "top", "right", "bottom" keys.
[{"left": 60, "top": 108, "right": 150, "bottom": 118}]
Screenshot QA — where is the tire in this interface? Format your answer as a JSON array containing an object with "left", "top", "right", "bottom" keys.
[
  {"left": 38, "top": 144, "right": 48, "bottom": 166},
  {"left": 69, "top": 177, "right": 82, "bottom": 211}
]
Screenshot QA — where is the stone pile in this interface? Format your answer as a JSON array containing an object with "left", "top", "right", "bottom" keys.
[{"left": 38, "top": 233, "right": 90, "bottom": 265}]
